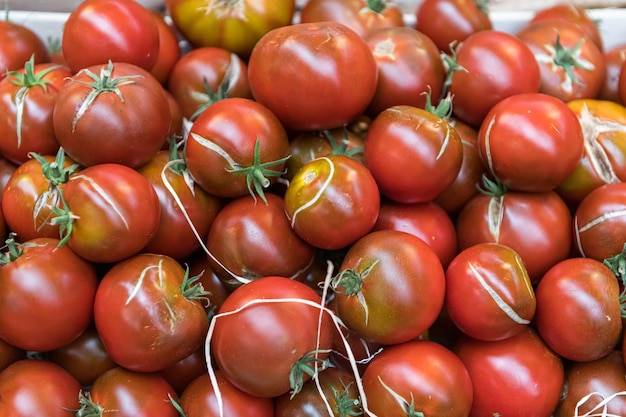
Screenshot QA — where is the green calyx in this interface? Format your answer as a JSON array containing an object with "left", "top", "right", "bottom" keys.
[
  {"left": 440, "top": 41, "right": 467, "bottom": 101},
  {"left": 367, "top": 0, "right": 387, "bottom": 13},
  {"left": 551, "top": 31, "right": 595, "bottom": 86},
  {"left": 332, "top": 380, "right": 363, "bottom": 417},
  {"left": 73, "top": 391, "right": 104, "bottom": 417},
  {"left": 323, "top": 128, "right": 363, "bottom": 159},
  {"left": 423, "top": 90, "right": 453, "bottom": 120},
  {"left": 477, "top": 174, "right": 508, "bottom": 197},
  {"left": 474, "top": 0, "right": 490, "bottom": 14},
  {"left": 289, "top": 350, "right": 331, "bottom": 399},
  {"left": 7, "top": 54, "right": 60, "bottom": 91},
  {"left": 190, "top": 54, "right": 242, "bottom": 121},
  {"left": 180, "top": 266, "right": 212, "bottom": 308},
  {"left": 331, "top": 259, "right": 379, "bottom": 296},
  {"left": 31, "top": 148, "right": 80, "bottom": 188},
  {"left": 0, "top": 233, "right": 39, "bottom": 265},
  {"left": 603, "top": 243, "right": 626, "bottom": 318}
]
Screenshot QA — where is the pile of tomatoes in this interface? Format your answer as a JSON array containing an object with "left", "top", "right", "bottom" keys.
[{"left": 2, "top": 0, "right": 626, "bottom": 415}]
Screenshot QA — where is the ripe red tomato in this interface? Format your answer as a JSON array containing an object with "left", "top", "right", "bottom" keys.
[
  {"left": 149, "top": 10, "right": 181, "bottom": 85},
  {"left": 248, "top": 21, "right": 379, "bottom": 131},
  {"left": 362, "top": 340, "right": 473, "bottom": 417},
  {"left": 209, "top": 276, "right": 334, "bottom": 398},
  {"left": 620, "top": 59, "right": 626, "bottom": 105},
  {"left": 599, "top": 43, "right": 626, "bottom": 103},
  {"left": 158, "top": 347, "right": 207, "bottom": 396},
  {"left": 0, "top": 20, "right": 50, "bottom": 78},
  {"left": 62, "top": 0, "right": 160, "bottom": 73},
  {"left": 94, "top": 253, "right": 210, "bottom": 372}
]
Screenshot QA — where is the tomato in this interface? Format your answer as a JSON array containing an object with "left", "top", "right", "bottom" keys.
[
  {"left": 477, "top": 92, "right": 584, "bottom": 192},
  {"left": 94, "top": 253, "right": 210, "bottom": 372},
  {"left": 445, "top": 242, "right": 536, "bottom": 342},
  {"left": 0, "top": 58, "right": 69, "bottom": 165},
  {"left": 599, "top": 43, "right": 626, "bottom": 103},
  {"left": 62, "top": 0, "right": 160, "bottom": 73},
  {"left": 185, "top": 97, "right": 289, "bottom": 202},
  {"left": 449, "top": 30, "right": 541, "bottom": 127},
  {"left": 299, "top": 0, "right": 404, "bottom": 39},
  {"left": 167, "top": 46, "right": 252, "bottom": 120},
  {"left": 331, "top": 229, "right": 446, "bottom": 345},
  {"left": 517, "top": 19, "right": 605, "bottom": 102},
  {"left": 454, "top": 328, "right": 564, "bottom": 417},
  {"left": 209, "top": 276, "right": 334, "bottom": 398},
  {"left": 364, "top": 104, "right": 463, "bottom": 203},
  {"left": 52, "top": 61, "right": 170, "bottom": 168},
  {"left": 149, "top": 11, "right": 182, "bottom": 85},
  {"left": 620, "top": 59, "right": 626, "bottom": 105},
  {"left": 0, "top": 20, "right": 50, "bottom": 78},
  {"left": 535, "top": 257, "right": 622, "bottom": 362},
  {"left": 364, "top": 26, "right": 446, "bottom": 116},
  {"left": 55, "top": 162, "right": 161, "bottom": 263},
  {"left": 0, "top": 236, "right": 98, "bottom": 352},
  {"left": 415, "top": 0, "right": 492, "bottom": 54},
  {"left": 177, "top": 371, "right": 274, "bottom": 417},
  {"left": 77, "top": 367, "right": 179, "bottom": 417},
  {"left": 247, "top": 21, "right": 378, "bottom": 131},
  {"left": 284, "top": 154, "right": 380, "bottom": 250},
  {"left": 159, "top": 347, "right": 207, "bottom": 396},
  {"left": 361, "top": 340, "right": 473, "bottom": 417},
  {"left": 0, "top": 359, "right": 81, "bottom": 417},
  {"left": 166, "top": 0, "right": 295, "bottom": 57},
  {"left": 0, "top": 339, "right": 24, "bottom": 373},
  {"left": 205, "top": 193, "right": 316, "bottom": 290}
]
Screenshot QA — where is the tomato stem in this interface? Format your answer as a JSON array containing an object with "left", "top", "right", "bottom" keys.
[
  {"left": 73, "top": 390, "right": 104, "bottom": 417},
  {"left": 322, "top": 127, "right": 363, "bottom": 160},
  {"left": 440, "top": 42, "right": 467, "bottom": 102},
  {"left": 476, "top": 174, "right": 508, "bottom": 197},
  {"left": 550, "top": 31, "right": 595, "bottom": 87},
  {"left": 180, "top": 265, "right": 212, "bottom": 308},
  {"left": 367, "top": 0, "right": 388, "bottom": 13},
  {"left": 289, "top": 349, "right": 331, "bottom": 399},
  {"left": 331, "top": 379, "right": 363, "bottom": 417},
  {"left": 0, "top": 233, "right": 39, "bottom": 265},
  {"left": 168, "top": 394, "right": 188, "bottom": 417}
]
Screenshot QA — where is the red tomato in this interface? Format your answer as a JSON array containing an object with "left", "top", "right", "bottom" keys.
[
  {"left": 247, "top": 21, "right": 379, "bottom": 131},
  {"left": 0, "top": 339, "right": 24, "bottom": 374},
  {"left": 0, "top": 236, "right": 98, "bottom": 352},
  {"left": 477, "top": 92, "right": 584, "bottom": 192},
  {"left": 0, "top": 359, "right": 81, "bottom": 417},
  {"left": 149, "top": 11, "right": 182, "bottom": 85},
  {"left": 599, "top": 43, "right": 626, "bottom": 103},
  {"left": 449, "top": 30, "right": 541, "bottom": 127},
  {"left": 362, "top": 340, "right": 473, "bottom": 417},
  {"left": 365, "top": 104, "right": 463, "bottom": 203},
  {"left": 209, "top": 276, "right": 334, "bottom": 398},
  {"left": 455, "top": 328, "right": 564, "bottom": 417},
  {"left": 62, "top": 0, "right": 160, "bottom": 73},
  {"left": 94, "top": 253, "right": 210, "bottom": 372},
  {"left": 158, "top": 347, "right": 207, "bottom": 396},
  {"left": 445, "top": 242, "right": 536, "bottom": 341},
  {"left": 331, "top": 229, "right": 446, "bottom": 345},
  {"left": 0, "top": 20, "right": 50, "bottom": 78},
  {"left": 284, "top": 154, "right": 380, "bottom": 250},
  {"left": 52, "top": 61, "right": 170, "bottom": 168},
  {"left": 618, "top": 59, "right": 626, "bottom": 112}
]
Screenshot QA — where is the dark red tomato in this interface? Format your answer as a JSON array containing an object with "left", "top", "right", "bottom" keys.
[
  {"left": 555, "top": 350, "right": 626, "bottom": 417},
  {"left": 47, "top": 325, "right": 117, "bottom": 387},
  {"left": 185, "top": 97, "right": 289, "bottom": 201},
  {"left": 205, "top": 193, "right": 316, "bottom": 290},
  {"left": 573, "top": 181, "right": 626, "bottom": 261},
  {"left": 371, "top": 200, "right": 457, "bottom": 268},
  {"left": 517, "top": 19, "right": 605, "bottom": 102},
  {"left": 362, "top": 340, "right": 473, "bottom": 417},
  {"left": 0, "top": 20, "right": 50, "bottom": 78},
  {"left": 167, "top": 46, "right": 252, "bottom": 120},
  {"left": 52, "top": 61, "right": 169, "bottom": 168},
  {"left": 94, "top": 253, "right": 209, "bottom": 372},
  {"left": 445, "top": 242, "right": 536, "bottom": 341},
  {"left": 456, "top": 183, "right": 572, "bottom": 283},
  {"left": 159, "top": 347, "right": 207, "bottom": 396},
  {"left": 248, "top": 21, "right": 378, "bottom": 131},
  {"left": 0, "top": 59, "right": 69, "bottom": 164},
  {"left": 0, "top": 339, "right": 25, "bottom": 373},
  {"left": 599, "top": 43, "right": 626, "bottom": 103},
  {"left": 78, "top": 367, "right": 179, "bottom": 417},
  {"left": 535, "top": 257, "right": 621, "bottom": 362},
  {"left": 449, "top": 30, "right": 541, "bottom": 127},
  {"left": 61, "top": 0, "right": 160, "bottom": 73},
  {"left": 138, "top": 146, "right": 223, "bottom": 260},
  {"left": 455, "top": 328, "right": 564, "bottom": 417},
  {"left": 619, "top": 59, "right": 626, "bottom": 107},
  {"left": 415, "top": 0, "right": 492, "bottom": 54},
  {"left": 0, "top": 359, "right": 81, "bottom": 417},
  {"left": 186, "top": 252, "right": 230, "bottom": 313},
  {"left": 58, "top": 163, "right": 161, "bottom": 263},
  {"left": 365, "top": 104, "right": 463, "bottom": 203},
  {"left": 164, "top": 89, "right": 185, "bottom": 140},
  {"left": 149, "top": 10, "right": 181, "bottom": 85},
  {"left": 275, "top": 366, "right": 361, "bottom": 417},
  {"left": 178, "top": 371, "right": 274, "bottom": 417},
  {"left": 364, "top": 26, "right": 446, "bottom": 116},
  {"left": 210, "top": 276, "right": 335, "bottom": 398},
  {"left": 284, "top": 154, "right": 380, "bottom": 250},
  {"left": 0, "top": 157, "right": 16, "bottom": 195},
  {"left": 332, "top": 229, "right": 446, "bottom": 345},
  {"left": 300, "top": 0, "right": 404, "bottom": 39},
  {"left": 0, "top": 236, "right": 98, "bottom": 352},
  {"left": 556, "top": 99, "right": 626, "bottom": 208},
  {"left": 477, "top": 92, "right": 584, "bottom": 192}
]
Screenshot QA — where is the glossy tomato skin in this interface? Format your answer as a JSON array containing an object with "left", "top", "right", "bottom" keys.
[
  {"left": 599, "top": 43, "right": 626, "bottom": 103},
  {"left": 94, "top": 253, "right": 209, "bottom": 372},
  {"left": 0, "top": 359, "right": 81, "bottom": 417},
  {"left": 450, "top": 30, "right": 541, "bottom": 127},
  {"left": 365, "top": 105, "right": 463, "bottom": 203},
  {"left": 0, "top": 237, "right": 98, "bottom": 352},
  {"left": 53, "top": 62, "right": 170, "bottom": 168},
  {"left": 362, "top": 340, "right": 473, "bottom": 417},
  {"left": 455, "top": 328, "right": 564, "bottom": 417},
  {"left": 149, "top": 10, "right": 181, "bottom": 85},
  {"left": 248, "top": 21, "right": 378, "bottom": 131},
  {"left": 284, "top": 154, "right": 380, "bottom": 250},
  {"left": 62, "top": 0, "right": 160, "bottom": 73},
  {"left": 445, "top": 242, "right": 536, "bottom": 341},
  {"left": 620, "top": 59, "right": 626, "bottom": 105},
  {"left": 0, "top": 20, "right": 50, "bottom": 77},
  {"left": 158, "top": 347, "right": 207, "bottom": 396},
  {"left": 478, "top": 92, "right": 584, "bottom": 192},
  {"left": 210, "top": 276, "right": 334, "bottom": 398}
]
